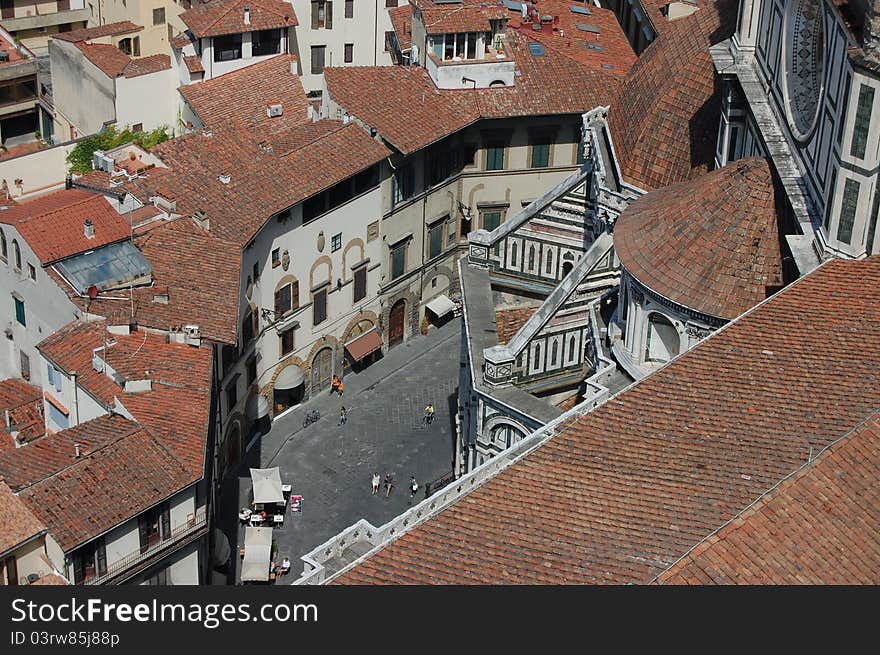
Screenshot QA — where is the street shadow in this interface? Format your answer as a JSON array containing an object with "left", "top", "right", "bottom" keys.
[{"left": 446, "top": 389, "right": 458, "bottom": 470}]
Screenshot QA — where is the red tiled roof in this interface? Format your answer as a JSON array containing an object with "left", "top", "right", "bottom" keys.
[
  {"left": 0, "top": 378, "right": 40, "bottom": 413},
  {"left": 183, "top": 54, "right": 205, "bottom": 73},
  {"left": 172, "top": 32, "right": 196, "bottom": 49},
  {"left": 52, "top": 21, "right": 142, "bottom": 43},
  {"left": 333, "top": 257, "right": 880, "bottom": 584},
  {"left": 76, "top": 42, "right": 131, "bottom": 77},
  {"left": 37, "top": 321, "right": 214, "bottom": 476},
  {"left": 123, "top": 54, "right": 172, "bottom": 78},
  {"left": 180, "top": 0, "right": 298, "bottom": 38},
  {"left": 0, "top": 480, "right": 46, "bottom": 556},
  {"left": 657, "top": 412, "right": 880, "bottom": 585},
  {"left": 614, "top": 157, "right": 784, "bottom": 320},
  {"left": 324, "top": 29, "right": 622, "bottom": 154},
  {"left": 0, "top": 379, "right": 44, "bottom": 451},
  {"left": 388, "top": 5, "right": 413, "bottom": 51},
  {"left": 0, "top": 188, "right": 93, "bottom": 225},
  {"left": 0, "top": 415, "right": 141, "bottom": 492},
  {"left": 412, "top": 0, "right": 495, "bottom": 34},
  {"left": 608, "top": 0, "right": 737, "bottom": 190},
  {"left": 18, "top": 421, "right": 192, "bottom": 551},
  {"left": 13, "top": 194, "right": 132, "bottom": 264},
  {"left": 179, "top": 55, "right": 309, "bottom": 136},
  {"left": 495, "top": 307, "right": 538, "bottom": 344}
]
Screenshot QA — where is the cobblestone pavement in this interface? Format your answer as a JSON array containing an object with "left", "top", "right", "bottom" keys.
[{"left": 219, "top": 320, "right": 461, "bottom": 583}]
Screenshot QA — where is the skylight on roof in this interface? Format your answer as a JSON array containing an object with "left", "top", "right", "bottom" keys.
[
  {"left": 55, "top": 241, "right": 152, "bottom": 294},
  {"left": 529, "top": 42, "right": 545, "bottom": 57},
  {"left": 503, "top": 0, "right": 525, "bottom": 10},
  {"left": 577, "top": 23, "right": 601, "bottom": 33},
  {"left": 569, "top": 4, "right": 591, "bottom": 15}
]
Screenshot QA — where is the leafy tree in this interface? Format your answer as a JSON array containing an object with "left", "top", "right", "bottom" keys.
[{"left": 66, "top": 125, "right": 172, "bottom": 173}]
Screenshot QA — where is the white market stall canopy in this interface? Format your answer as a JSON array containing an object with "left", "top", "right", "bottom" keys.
[
  {"left": 425, "top": 294, "right": 456, "bottom": 318},
  {"left": 250, "top": 467, "right": 284, "bottom": 504},
  {"left": 240, "top": 526, "right": 273, "bottom": 582}
]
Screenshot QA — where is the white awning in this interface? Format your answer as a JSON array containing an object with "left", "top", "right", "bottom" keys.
[
  {"left": 274, "top": 364, "right": 304, "bottom": 390},
  {"left": 425, "top": 294, "right": 456, "bottom": 318},
  {"left": 250, "top": 467, "right": 284, "bottom": 504},
  {"left": 240, "top": 526, "right": 273, "bottom": 582},
  {"left": 246, "top": 393, "right": 270, "bottom": 420}
]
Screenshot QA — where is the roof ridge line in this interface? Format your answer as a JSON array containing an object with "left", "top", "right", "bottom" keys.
[{"left": 14, "top": 192, "right": 101, "bottom": 226}]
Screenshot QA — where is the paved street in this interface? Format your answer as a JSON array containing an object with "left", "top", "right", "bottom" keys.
[{"left": 218, "top": 319, "right": 460, "bottom": 583}]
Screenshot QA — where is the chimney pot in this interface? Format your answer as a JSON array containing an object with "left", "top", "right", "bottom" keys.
[
  {"left": 84, "top": 219, "right": 95, "bottom": 239},
  {"left": 74, "top": 443, "right": 81, "bottom": 458}
]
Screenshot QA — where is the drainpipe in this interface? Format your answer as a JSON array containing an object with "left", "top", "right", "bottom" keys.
[
  {"left": 70, "top": 371, "right": 79, "bottom": 425},
  {"left": 374, "top": 0, "right": 379, "bottom": 66}
]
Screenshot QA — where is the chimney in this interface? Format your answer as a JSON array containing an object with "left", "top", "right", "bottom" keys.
[
  {"left": 65, "top": 174, "right": 73, "bottom": 190},
  {"left": 74, "top": 443, "right": 81, "bottom": 458},
  {"left": 84, "top": 219, "right": 95, "bottom": 239},
  {"left": 4, "top": 409, "right": 9, "bottom": 428},
  {"left": 866, "top": 0, "right": 880, "bottom": 62},
  {"left": 244, "top": 4, "right": 251, "bottom": 25}
]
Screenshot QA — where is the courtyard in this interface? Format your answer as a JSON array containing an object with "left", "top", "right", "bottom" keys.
[{"left": 218, "top": 319, "right": 461, "bottom": 583}]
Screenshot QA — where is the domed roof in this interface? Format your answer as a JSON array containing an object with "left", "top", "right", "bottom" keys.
[
  {"left": 614, "top": 157, "right": 784, "bottom": 320},
  {"left": 608, "top": 0, "right": 737, "bottom": 191}
]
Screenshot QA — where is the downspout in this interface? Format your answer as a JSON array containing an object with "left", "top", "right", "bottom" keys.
[
  {"left": 374, "top": 0, "right": 379, "bottom": 66},
  {"left": 70, "top": 371, "right": 80, "bottom": 425}
]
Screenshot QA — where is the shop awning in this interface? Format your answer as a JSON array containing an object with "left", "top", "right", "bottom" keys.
[
  {"left": 240, "top": 527, "right": 273, "bottom": 582},
  {"left": 246, "top": 393, "right": 270, "bottom": 420},
  {"left": 425, "top": 294, "right": 456, "bottom": 318},
  {"left": 274, "top": 364, "right": 304, "bottom": 390},
  {"left": 345, "top": 328, "right": 383, "bottom": 362},
  {"left": 250, "top": 467, "right": 284, "bottom": 504}
]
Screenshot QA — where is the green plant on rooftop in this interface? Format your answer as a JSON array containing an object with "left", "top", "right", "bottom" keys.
[{"left": 66, "top": 125, "right": 172, "bottom": 173}]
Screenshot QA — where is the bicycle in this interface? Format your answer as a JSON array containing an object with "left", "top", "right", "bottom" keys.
[{"left": 303, "top": 409, "right": 320, "bottom": 428}]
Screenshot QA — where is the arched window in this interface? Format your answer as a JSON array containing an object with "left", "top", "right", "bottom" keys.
[
  {"left": 12, "top": 239, "right": 20, "bottom": 270},
  {"left": 545, "top": 249, "right": 553, "bottom": 275},
  {"left": 531, "top": 343, "right": 541, "bottom": 369},
  {"left": 510, "top": 241, "right": 518, "bottom": 266},
  {"left": 568, "top": 335, "right": 577, "bottom": 361},
  {"left": 550, "top": 339, "right": 558, "bottom": 365},
  {"left": 528, "top": 244, "right": 536, "bottom": 269},
  {"left": 645, "top": 313, "right": 680, "bottom": 363},
  {"left": 562, "top": 261, "right": 573, "bottom": 277},
  {"left": 0, "top": 229, "right": 6, "bottom": 262}
]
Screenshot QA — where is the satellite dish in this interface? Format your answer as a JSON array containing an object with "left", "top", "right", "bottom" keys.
[{"left": 87, "top": 285, "right": 99, "bottom": 300}]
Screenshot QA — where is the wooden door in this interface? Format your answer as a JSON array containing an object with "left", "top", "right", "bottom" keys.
[
  {"left": 388, "top": 300, "right": 406, "bottom": 348},
  {"left": 311, "top": 347, "right": 333, "bottom": 393}
]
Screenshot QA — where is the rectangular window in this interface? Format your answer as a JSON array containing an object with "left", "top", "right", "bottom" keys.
[
  {"left": 27, "top": 263, "right": 35, "bottom": 281},
  {"left": 152, "top": 7, "right": 165, "bottom": 24},
  {"left": 530, "top": 139, "right": 551, "bottom": 168},
  {"left": 390, "top": 243, "right": 406, "bottom": 280},
  {"left": 428, "top": 222, "right": 444, "bottom": 260},
  {"left": 486, "top": 142, "right": 505, "bottom": 171},
  {"left": 280, "top": 328, "right": 294, "bottom": 356},
  {"left": 19, "top": 351, "right": 29, "bottom": 381},
  {"left": 252, "top": 28, "right": 282, "bottom": 56},
  {"left": 272, "top": 248, "right": 280, "bottom": 268},
  {"left": 275, "top": 284, "right": 292, "bottom": 317},
  {"left": 386, "top": 0, "right": 397, "bottom": 6},
  {"left": 14, "top": 297, "right": 24, "bottom": 327},
  {"left": 331, "top": 233, "right": 342, "bottom": 251},
  {"left": 384, "top": 31, "right": 394, "bottom": 51},
  {"left": 213, "top": 33, "right": 242, "bottom": 62},
  {"left": 72, "top": 540, "right": 106, "bottom": 584},
  {"left": 837, "top": 178, "right": 860, "bottom": 245},
  {"left": 46, "top": 362, "right": 55, "bottom": 388},
  {"left": 48, "top": 402, "right": 68, "bottom": 430},
  {"left": 482, "top": 211, "right": 502, "bottom": 232},
  {"left": 344, "top": 43, "right": 353, "bottom": 63},
  {"left": 353, "top": 266, "right": 367, "bottom": 302},
  {"left": 345, "top": 0, "right": 353, "bottom": 18},
  {"left": 311, "top": 45, "right": 326, "bottom": 75},
  {"left": 850, "top": 84, "right": 875, "bottom": 160},
  {"left": 311, "top": 0, "right": 332, "bottom": 29},
  {"left": 392, "top": 166, "right": 415, "bottom": 206},
  {"left": 138, "top": 504, "right": 170, "bottom": 554},
  {"left": 313, "top": 288, "right": 328, "bottom": 325}
]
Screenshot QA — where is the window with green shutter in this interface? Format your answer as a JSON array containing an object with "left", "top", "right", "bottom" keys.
[{"left": 14, "top": 296, "right": 24, "bottom": 326}]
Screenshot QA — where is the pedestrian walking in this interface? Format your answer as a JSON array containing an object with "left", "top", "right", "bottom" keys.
[
  {"left": 383, "top": 472, "right": 394, "bottom": 498},
  {"left": 338, "top": 405, "right": 347, "bottom": 426},
  {"left": 371, "top": 472, "right": 380, "bottom": 495},
  {"left": 331, "top": 375, "right": 341, "bottom": 396},
  {"left": 409, "top": 476, "right": 419, "bottom": 498},
  {"left": 337, "top": 380, "right": 344, "bottom": 397}
]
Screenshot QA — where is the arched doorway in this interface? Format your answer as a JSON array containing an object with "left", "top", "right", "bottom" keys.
[
  {"left": 388, "top": 299, "right": 406, "bottom": 348},
  {"left": 273, "top": 365, "right": 305, "bottom": 415},
  {"left": 311, "top": 347, "right": 334, "bottom": 393},
  {"left": 645, "top": 313, "right": 680, "bottom": 363}
]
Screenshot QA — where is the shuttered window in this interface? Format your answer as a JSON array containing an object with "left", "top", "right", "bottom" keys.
[{"left": 353, "top": 266, "right": 367, "bottom": 302}]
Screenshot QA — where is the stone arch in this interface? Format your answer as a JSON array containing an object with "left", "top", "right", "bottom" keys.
[
  {"left": 644, "top": 311, "right": 681, "bottom": 363},
  {"left": 341, "top": 238, "right": 365, "bottom": 282},
  {"left": 482, "top": 415, "right": 529, "bottom": 448},
  {"left": 380, "top": 287, "right": 419, "bottom": 341},
  {"left": 309, "top": 255, "right": 333, "bottom": 289},
  {"left": 341, "top": 310, "right": 380, "bottom": 344},
  {"left": 420, "top": 264, "right": 456, "bottom": 297}
]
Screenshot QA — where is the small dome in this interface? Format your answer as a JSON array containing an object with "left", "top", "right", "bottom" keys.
[{"left": 614, "top": 157, "right": 783, "bottom": 320}]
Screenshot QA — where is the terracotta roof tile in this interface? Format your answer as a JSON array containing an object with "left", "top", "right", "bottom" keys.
[
  {"left": 179, "top": 55, "right": 309, "bottom": 136},
  {"left": 76, "top": 42, "right": 131, "bottom": 78},
  {"left": 333, "top": 257, "right": 880, "bottom": 584},
  {"left": 388, "top": 5, "right": 412, "bottom": 51},
  {"left": 181, "top": 0, "right": 298, "bottom": 38},
  {"left": 172, "top": 32, "right": 196, "bottom": 49},
  {"left": 0, "top": 480, "right": 46, "bottom": 556},
  {"left": 495, "top": 307, "right": 538, "bottom": 344},
  {"left": 0, "top": 188, "right": 93, "bottom": 225},
  {"left": 608, "top": 0, "right": 737, "bottom": 190},
  {"left": 412, "top": 0, "right": 495, "bottom": 33},
  {"left": 614, "top": 157, "right": 784, "bottom": 319},
  {"left": 0, "top": 379, "right": 44, "bottom": 450},
  {"left": 123, "top": 54, "right": 171, "bottom": 78},
  {"left": 52, "top": 21, "right": 142, "bottom": 43},
  {"left": 184, "top": 54, "right": 205, "bottom": 73},
  {"left": 658, "top": 413, "right": 880, "bottom": 585}
]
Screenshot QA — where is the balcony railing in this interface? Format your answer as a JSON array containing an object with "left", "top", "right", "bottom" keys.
[{"left": 78, "top": 508, "right": 208, "bottom": 585}]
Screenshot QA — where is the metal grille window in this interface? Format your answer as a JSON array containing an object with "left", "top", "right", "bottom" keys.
[
  {"left": 331, "top": 233, "right": 342, "bottom": 251},
  {"left": 313, "top": 288, "right": 328, "bottom": 325},
  {"left": 353, "top": 266, "right": 367, "bottom": 302},
  {"left": 837, "top": 178, "right": 860, "bottom": 245},
  {"left": 850, "top": 84, "right": 875, "bottom": 160},
  {"left": 486, "top": 142, "right": 505, "bottom": 170}
]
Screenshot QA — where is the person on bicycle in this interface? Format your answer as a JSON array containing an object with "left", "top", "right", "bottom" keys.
[{"left": 423, "top": 403, "right": 435, "bottom": 426}]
